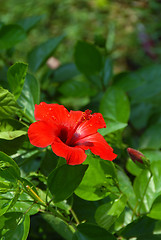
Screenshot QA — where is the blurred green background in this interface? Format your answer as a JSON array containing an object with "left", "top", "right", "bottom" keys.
[{"left": 1, "top": 0, "right": 161, "bottom": 71}]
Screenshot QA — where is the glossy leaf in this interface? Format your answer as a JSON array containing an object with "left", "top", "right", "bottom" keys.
[
  {"left": 98, "top": 118, "right": 127, "bottom": 136},
  {"left": 75, "top": 155, "right": 117, "bottom": 201},
  {"left": 95, "top": 195, "right": 127, "bottom": 230},
  {"left": 0, "top": 151, "right": 20, "bottom": 182},
  {"left": 148, "top": 195, "right": 161, "bottom": 220},
  {"left": 133, "top": 161, "right": 161, "bottom": 214},
  {"left": 99, "top": 86, "right": 130, "bottom": 123},
  {"left": 117, "top": 167, "right": 137, "bottom": 209},
  {"left": 0, "top": 87, "right": 20, "bottom": 119},
  {"left": 0, "top": 118, "right": 27, "bottom": 140},
  {"left": 18, "top": 73, "right": 40, "bottom": 122},
  {"left": 73, "top": 223, "right": 116, "bottom": 240},
  {"left": 48, "top": 164, "right": 88, "bottom": 203},
  {"left": 126, "top": 158, "right": 142, "bottom": 176},
  {"left": 7, "top": 190, "right": 40, "bottom": 216},
  {"left": 119, "top": 216, "right": 161, "bottom": 240},
  {"left": 0, "top": 212, "right": 30, "bottom": 240},
  {"left": 0, "top": 24, "right": 26, "bottom": 49},
  {"left": 28, "top": 35, "right": 64, "bottom": 72},
  {"left": 0, "top": 187, "right": 21, "bottom": 216},
  {"left": 7, "top": 62, "right": 28, "bottom": 100},
  {"left": 42, "top": 213, "right": 74, "bottom": 240},
  {"left": 74, "top": 41, "right": 103, "bottom": 75}
]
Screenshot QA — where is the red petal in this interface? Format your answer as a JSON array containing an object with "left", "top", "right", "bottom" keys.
[
  {"left": 51, "top": 137, "right": 87, "bottom": 165},
  {"left": 73, "top": 113, "right": 106, "bottom": 141},
  {"left": 28, "top": 121, "right": 58, "bottom": 148},
  {"left": 76, "top": 133, "right": 117, "bottom": 161},
  {"left": 34, "top": 102, "right": 69, "bottom": 123}
]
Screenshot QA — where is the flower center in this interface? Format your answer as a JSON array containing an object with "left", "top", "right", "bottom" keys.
[{"left": 59, "top": 127, "right": 68, "bottom": 143}]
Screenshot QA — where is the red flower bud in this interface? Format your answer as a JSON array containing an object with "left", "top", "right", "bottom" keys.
[{"left": 127, "top": 148, "right": 150, "bottom": 170}]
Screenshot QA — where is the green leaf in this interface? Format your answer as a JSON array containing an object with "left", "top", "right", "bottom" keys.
[
  {"left": 0, "top": 87, "right": 20, "bottom": 119},
  {"left": 0, "top": 130, "right": 26, "bottom": 140},
  {"left": 119, "top": 216, "right": 161, "bottom": 240},
  {"left": 0, "top": 151, "right": 20, "bottom": 182},
  {"left": 126, "top": 158, "right": 142, "bottom": 176},
  {"left": 58, "top": 79, "right": 97, "bottom": 97},
  {"left": 42, "top": 213, "right": 74, "bottom": 240},
  {"left": 102, "top": 58, "right": 113, "bottom": 87},
  {"left": 17, "top": 15, "right": 44, "bottom": 32},
  {"left": 48, "top": 164, "right": 88, "bottom": 203},
  {"left": 117, "top": 167, "right": 137, "bottom": 208},
  {"left": 52, "top": 63, "right": 80, "bottom": 82},
  {"left": 74, "top": 41, "right": 103, "bottom": 76},
  {"left": 7, "top": 62, "right": 28, "bottom": 100},
  {"left": 73, "top": 223, "right": 116, "bottom": 240},
  {"left": 0, "top": 24, "right": 26, "bottom": 49},
  {"left": 99, "top": 86, "right": 130, "bottom": 123},
  {"left": 0, "top": 135, "right": 26, "bottom": 155},
  {"left": 18, "top": 73, "right": 40, "bottom": 122},
  {"left": 148, "top": 195, "right": 161, "bottom": 220},
  {"left": 98, "top": 118, "right": 127, "bottom": 136},
  {"left": 95, "top": 195, "right": 127, "bottom": 230},
  {"left": 28, "top": 35, "right": 64, "bottom": 72},
  {"left": 133, "top": 161, "right": 161, "bottom": 214},
  {"left": 0, "top": 212, "right": 30, "bottom": 240},
  {"left": 140, "top": 124, "right": 161, "bottom": 149},
  {"left": 75, "top": 155, "right": 118, "bottom": 201},
  {"left": 0, "top": 118, "right": 27, "bottom": 140},
  {"left": 0, "top": 186, "right": 21, "bottom": 216},
  {"left": 7, "top": 190, "right": 39, "bottom": 216},
  {"left": 115, "top": 64, "right": 161, "bottom": 105}
]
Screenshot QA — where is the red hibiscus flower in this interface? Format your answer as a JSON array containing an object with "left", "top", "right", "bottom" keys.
[{"left": 28, "top": 102, "right": 117, "bottom": 165}]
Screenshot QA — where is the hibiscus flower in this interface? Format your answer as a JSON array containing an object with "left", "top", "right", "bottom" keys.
[{"left": 28, "top": 102, "right": 117, "bottom": 165}]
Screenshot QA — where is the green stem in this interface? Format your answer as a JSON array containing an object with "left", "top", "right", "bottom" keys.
[{"left": 70, "top": 208, "right": 80, "bottom": 225}]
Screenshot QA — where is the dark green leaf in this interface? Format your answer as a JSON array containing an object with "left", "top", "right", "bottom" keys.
[
  {"left": 59, "top": 79, "right": 97, "bottom": 97},
  {"left": 52, "top": 63, "right": 80, "bottom": 82},
  {"left": 28, "top": 35, "right": 64, "bottom": 72},
  {"left": 48, "top": 164, "right": 88, "bottom": 203},
  {"left": 148, "top": 195, "right": 161, "bottom": 220},
  {"left": 102, "top": 58, "right": 113, "bottom": 87},
  {"left": 7, "top": 62, "right": 28, "bottom": 100},
  {"left": 74, "top": 41, "right": 103, "bottom": 75},
  {"left": 140, "top": 124, "right": 161, "bottom": 149},
  {"left": 0, "top": 135, "right": 26, "bottom": 155},
  {"left": 73, "top": 223, "right": 116, "bottom": 240},
  {"left": 0, "top": 87, "right": 20, "bottom": 119},
  {"left": 99, "top": 86, "right": 130, "bottom": 123},
  {"left": 0, "top": 24, "right": 26, "bottom": 49},
  {"left": 119, "top": 216, "right": 161, "bottom": 240},
  {"left": 17, "top": 15, "right": 44, "bottom": 32},
  {"left": 42, "top": 213, "right": 74, "bottom": 240}
]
